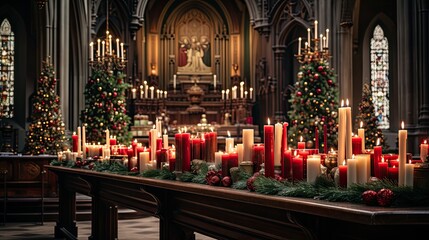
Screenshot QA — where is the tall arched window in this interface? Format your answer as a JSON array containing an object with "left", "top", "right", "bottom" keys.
[
  {"left": 370, "top": 25, "right": 389, "bottom": 129},
  {"left": 0, "top": 18, "right": 14, "bottom": 118}
]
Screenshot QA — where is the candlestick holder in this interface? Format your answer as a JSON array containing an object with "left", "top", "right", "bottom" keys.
[
  {"left": 239, "top": 161, "right": 254, "bottom": 175},
  {"left": 295, "top": 36, "right": 330, "bottom": 64}
]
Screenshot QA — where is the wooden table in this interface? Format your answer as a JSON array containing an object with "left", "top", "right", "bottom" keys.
[{"left": 46, "top": 165, "right": 429, "bottom": 240}]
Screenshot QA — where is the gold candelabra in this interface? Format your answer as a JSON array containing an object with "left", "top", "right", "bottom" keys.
[
  {"left": 89, "top": 30, "right": 127, "bottom": 71},
  {"left": 295, "top": 20, "right": 330, "bottom": 64}
]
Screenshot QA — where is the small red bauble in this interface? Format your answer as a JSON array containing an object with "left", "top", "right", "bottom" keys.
[
  {"left": 327, "top": 79, "right": 333, "bottom": 85},
  {"left": 209, "top": 175, "right": 221, "bottom": 186},
  {"left": 361, "top": 190, "right": 378, "bottom": 206},
  {"left": 314, "top": 73, "right": 319, "bottom": 80},
  {"left": 318, "top": 66, "right": 324, "bottom": 72},
  {"left": 316, "top": 88, "right": 322, "bottom": 94},
  {"left": 296, "top": 91, "right": 302, "bottom": 97},
  {"left": 221, "top": 176, "right": 232, "bottom": 187},
  {"left": 377, "top": 188, "right": 394, "bottom": 207},
  {"left": 247, "top": 176, "right": 257, "bottom": 191}
]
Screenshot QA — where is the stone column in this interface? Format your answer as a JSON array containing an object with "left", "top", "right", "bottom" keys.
[
  {"left": 59, "top": 0, "right": 70, "bottom": 128},
  {"left": 417, "top": 0, "right": 429, "bottom": 126},
  {"left": 273, "top": 45, "right": 285, "bottom": 122}
]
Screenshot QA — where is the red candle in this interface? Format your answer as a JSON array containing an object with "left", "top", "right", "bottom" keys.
[
  {"left": 182, "top": 132, "right": 191, "bottom": 172},
  {"left": 388, "top": 166, "right": 398, "bottom": 183},
  {"left": 292, "top": 154, "right": 303, "bottom": 181},
  {"left": 352, "top": 136, "right": 362, "bottom": 155},
  {"left": 339, "top": 161, "right": 347, "bottom": 188},
  {"left": 264, "top": 119, "right": 274, "bottom": 178},
  {"left": 373, "top": 145, "right": 382, "bottom": 178},
  {"left": 127, "top": 147, "right": 134, "bottom": 171},
  {"left": 174, "top": 133, "right": 183, "bottom": 173},
  {"left": 204, "top": 132, "right": 212, "bottom": 162},
  {"left": 282, "top": 122, "right": 288, "bottom": 155},
  {"left": 323, "top": 124, "right": 328, "bottom": 153},
  {"left": 192, "top": 138, "right": 202, "bottom": 160},
  {"left": 390, "top": 159, "right": 399, "bottom": 168},
  {"left": 222, "top": 153, "right": 231, "bottom": 177},
  {"left": 298, "top": 150, "right": 309, "bottom": 178},
  {"left": 156, "top": 138, "right": 163, "bottom": 150},
  {"left": 229, "top": 152, "right": 239, "bottom": 169},
  {"left": 72, "top": 132, "right": 78, "bottom": 152},
  {"left": 109, "top": 137, "right": 117, "bottom": 146},
  {"left": 252, "top": 144, "right": 264, "bottom": 173},
  {"left": 156, "top": 148, "right": 168, "bottom": 169},
  {"left": 132, "top": 140, "right": 138, "bottom": 157},
  {"left": 136, "top": 145, "right": 144, "bottom": 170},
  {"left": 297, "top": 139, "right": 306, "bottom": 150},
  {"left": 378, "top": 158, "right": 388, "bottom": 180},
  {"left": 169, "top": 157, "right": 176, "bottom": 172},
  {"left": 282, "top": 149, "right": 292, "bottom": 179}
]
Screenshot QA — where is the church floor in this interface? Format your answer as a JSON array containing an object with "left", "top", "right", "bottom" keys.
[{"left": 0, "top": 216, "right": 215, "bottom": 240}]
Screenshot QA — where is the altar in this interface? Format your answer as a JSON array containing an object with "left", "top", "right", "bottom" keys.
[{"left": 47, "top": 165, "right": 429, "bottom": 240}]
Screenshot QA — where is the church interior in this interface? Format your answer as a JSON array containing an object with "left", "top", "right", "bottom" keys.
[{"left": 0, "top": 0, "right": 429, "bottom": 239}]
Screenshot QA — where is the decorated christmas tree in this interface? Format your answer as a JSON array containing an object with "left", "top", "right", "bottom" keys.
[
  {"left": 288, "top": 48, "right": 339, "bottom": 151},
  {"left": 354, "top": 83, "right": 387, "bottom": 150},
  {"left": 25, "top": 59, "right": 66, "bottom": 155},
  {"left": 80, "top": 51, "right": 132, "bottom": 144}
]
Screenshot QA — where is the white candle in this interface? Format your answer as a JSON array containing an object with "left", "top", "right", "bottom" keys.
[
  {"left": 338, "top": 100, "right": 347, "bottom": 164},
  {"left": 298, "top": 37, "right": 302, "bottom": 55},
  {"left": 322, "top": 36, "right": 326, "bottom": 49},
  {"left": 105, "top": 128, "right": 110, "bottom": 146},
  {"left": 240, "top": 82, "right": 244, "bottom": 99},
  {"left": 307, "top": 28, "right": 311, "bottom": 48},
  {"left": 101, "top": 41, "right": 105, "bottom": 57},
  {"left": 345, "top": 99, "right": 352, "bottom": 160},
  {"left": 405, "top": 161, "right": 414, "bottom": 187},
  {"left": 319, "top": 34, "right": 323, "bottom": 49},
  {"left": 226, "top": 89, "right": 230, "bottom": 100},
  {"left": 150, "top": 128, "right": 157, "bottom": 161},
  {"left": 140, "top": 151, "right": 150, "bottom": 172},
  {"left": 232, "top": 86, "right": 237, "bottom": 99},
  {"left": 358, "top": 121, "right": 365, "bottom": 152},
  {"left": 163, "top": 130, "right": 168, "bottom": 150},
  {"left": 82, "top": 126, "right": 86, "bottom": 159},
  {"left": 347, "top": 155, "right": 357, "bottom": 188},
  {"left": 326, "top": 29, "right": 329, "bottom": 48},
  {"left": 120, "top": 42, "right": 124, "bottom": 60},
  {"left": 131, "top": 88, "right": 136, "bottom": 99},
  {"left": 215, "top": 151, "right": 223, "bottom": 166},
  {"left": 144, "top": 81, "right": 148, "bottom": 98},
  {"left": 213, "top": 75, "right": 217, "bottom": 89},
  {"left": 314, "top": 20, "right": 318, "bottom": 39},
  {"left": 150, "top": 86, "right": 154, "bottom": 99},
  {"left": 237, "top": 144, "right": 244, "bottom": 164},
  {"left": 222, "top": 90, "right": 225, "bottom": 100},
  {"left": 249, "top": 88, "right": 253, "bottom": 100},
  {"left": 97, "top": 39, "right": 101, "bottom": 57},
  {"left": 89, "top": 42, "right": 94, "bottom": 61},
  {"left": 420, "top": 140, "right": 428, "bottom": 161},
  {"left": 116, "top": 38, "right": 119, "bottom": 56},
  {"left": 109, "top": 35, "right": 112, "bottom": 54},
  {"left": 225, "top": 131, "right": 234, "bottom": 153},
  {"left": 356, "top": 154, "right": 370, "bottom": 184},
  {"left": 164, "top": 91, "right": 167, "bottom": 98},
  {"left": 77, "top": 126, "right": 81, "bottom": 155},
  {"left": 242, "top": 129, "right": 254, "bottom": 163},
  {"left": 307, "top": 155, "right": 321, "bottom": 183},
  {"left": 245, "top": 91, "right": 248, "bottom": 99},
  {"left": 173, "top": 74, "right": 176, "bottom": 89},
  {"left": 398, "top": 121, "right": 407, "bottom": 186},
  {"left": 274, "top": 122, "right": 283, "bottom": 166}
]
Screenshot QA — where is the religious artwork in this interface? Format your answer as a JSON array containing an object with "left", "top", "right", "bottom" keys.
[
  {"left": 176, "top": 9, "right": 212, "bottom": 74},
  {"left": 178, "top": 35, "right": 211, "bottom": 73}
]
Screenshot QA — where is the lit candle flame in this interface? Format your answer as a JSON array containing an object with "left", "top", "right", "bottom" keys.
[
  {"left": 401, "top": 121, "right": 405, "bottom": 129},
  {"left": 227, "top": 131, "right": 231, "bottom": 137},
  {"left": 152, "top": 125, "right": 156, "bottom": 129},
  {"left": 341, "top": 99, "right": 344, "bottom": 107},
  {"left": 346, "top": 99, "right": 349, "bottom": 107},
  {"left": 300, "top": 136, "right": 303, "bottom": 142},
  {"left": 425, "top": 140, "right": 427, "bottom": 144},
  {"left": 267, "top": 118, "right": 271, "bottom": 125},
  {"left": 376, "top": 138, "right": 380, "bottom": 146},
  {"left": 342, "top": 160, "right": 346, "bottom": 166},
  {"left": 360, "top": 121, "right": 363, "bottom": 128},
  {"left": 164, "top": 129, "right": 167, "bottom": 135},
  {"left": 381, "top": 156, "right": 385, "bottom": 163}
]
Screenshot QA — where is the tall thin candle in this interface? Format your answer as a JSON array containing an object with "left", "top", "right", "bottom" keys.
[
  {"left": 264, "top": 118, "right": 274, "bottom": 178},
  {"left": 398, "top": 121, "right": 407, "bottom": 186}
]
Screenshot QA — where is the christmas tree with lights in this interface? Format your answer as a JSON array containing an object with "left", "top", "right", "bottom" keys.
[
  {"left": 288, "top": 43, "right": 339, "bottom": 151},
  {"left": 355, "top": 83, "right": 387, "bottom": 150},
  {"left": 80, "top": 50, "right": 132, "bottom": 144},
  {"left": 25, "top": 59, "right": 66, "bottom": 155}
]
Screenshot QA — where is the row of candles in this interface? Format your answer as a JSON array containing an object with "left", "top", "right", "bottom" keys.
[
  {"left": 89, "top": 30, "right": 125, "bottom": 62},
  {"left": 221, "top": 81, "right": 254, "bottom": 100},
  {"left": 130, "top": 81, "right": 167, "bottom": 99}
]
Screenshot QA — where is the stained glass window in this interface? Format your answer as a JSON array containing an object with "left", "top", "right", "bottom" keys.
[
  {"left": 370, "top": 25, "right": 389, "bottom": 129},
  {"left": 0, "top": 19, "right": 14, "bottom": 118}
]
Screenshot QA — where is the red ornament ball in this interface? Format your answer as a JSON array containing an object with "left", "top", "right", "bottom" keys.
[
  {"left": 206, "top": 170, "right": 219, "bottom": 184},
  {"left": 209, "top": 175, "right": 221, "bottom": 186},
  {"left": 327, "top": 79, "right": 333, "bottom": 86},
  {"left": 221, "top": 176, "right": 232, "bottom": 187},
  {"left": 316, "top": 88, "right": 322, "bottom": 94},
  {"left": 361, "top": 190, "right": 378, "bottom": 206},
  {"left": 246, "top": 176, "right": 257, "bottom": 191},
  {"left": 314, "top": 73, "right": 319, "bottom": 80},
  {"left": 377, "top": 188, "right": 394, "bottom": 207},
  {"left": 296, "top": 91, "right": 302, "bottom": 97},
  {"left": 113, "top": 92, "right": 118, "bottom": 97},
  {"left": 318, "top": 66, "right": 324, "bottom": 72}
]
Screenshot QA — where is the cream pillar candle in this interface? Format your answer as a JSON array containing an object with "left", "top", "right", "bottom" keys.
[
  {"left": 274, "top": 122, "right": 283, "bottom": 166},
  {"left": 356, "top": 154, "right": 370, "bottom": 184},
  {"left": 398, "top": 121, "right": 407, "bottom": 186},
  {"left": 163, "top": 130, "right": 169, "bottom": 150},
  {"left": 347, "top": 156, "right": 357, "bottom": 188},
  {"left": 77, "top": 126, "right": 81, "bottom": 155},
  {"left": 215, "top": 151, "right": 223, "bottom": 166},
  {"left": 307, "top": 155, "right": 321, "bottom": 183},
  {"left": 358, "top": 121, "right": 365, "bottom": 152},
  {"left": 345, "top": 99, "right": 352, "bottom": 160},
  {"left": 237, "top": 144, "right": 244, "bottom": 163},
  {"left": 338, "top": 100, "right": 347, "bottom": 165},
  {"left": 140, "top": 151, "right": 150, "bottom": 172},
  {"left": 105, "top": 129, "right": 110, "bottom": 146},
  {"left": 150, "top": 127, "right": 157, "bottom": 161},
  {"left": 420, "top": 140, "right": 428, "bottom": 161},
  {"left": 225, "top": 131, "right": 234, "bottom": 153},
  {"left": 405, "top": 161, "right": 414, "bottom": 187},
  {"left": 242, "top": 129, "right": 254, "bottom": 162},
  {"left": 82, "top": 126, "right": 86, "bottom": 159}
]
